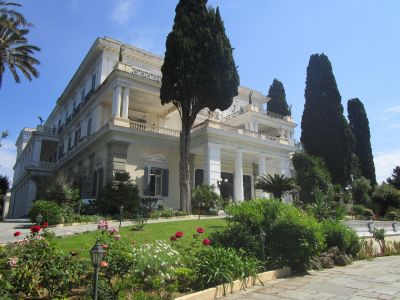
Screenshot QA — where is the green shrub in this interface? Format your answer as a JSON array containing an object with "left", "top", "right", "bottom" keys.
[
  {"left": 363, "top": 208, "right": 374, "bottom": 219},
  {"left": 352, "top": 204, "right": 366, "bottom": 216},
  {"left": 174, "top": 267, "right": 195, "bottom": 292},
  {"left": 268, "top": 207, "right": 325, "bottom": 271},
  {"left": 191, "top": 184, "right": 221, "bottom": 214},
  {"left": 186, "top": 247, "right": 262, "bottom": 290},
  {"left": 29, "top": 200, "right": 64, "bottom": 225},
  {"left": 351, "top": 177, "right": 371, "bottom": 205},
  {"left": 321, "top": 220, "right": 360, "bottom": 256},
  {"left": 387, "top": 210, "right": 398, "bottom": 221}
]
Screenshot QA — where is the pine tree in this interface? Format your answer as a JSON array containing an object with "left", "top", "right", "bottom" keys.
[
  {"left": 301, "top": 54, "right": 354, "bottom": 187},
  {"left": 387, "top": 166, "right": 400, "bottom": 189},
  {"left": 161, "top": 0, "right": 239, "bottom": 211},
  {"left": 267, "top": 79, "right": 291, "bottom": 116},
  {"left": 347, "top": 98, "right": 377, "bottom": 185}
]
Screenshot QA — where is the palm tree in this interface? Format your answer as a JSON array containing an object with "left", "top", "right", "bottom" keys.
[
  {"left": 0, "top": 17, "right": 40, "bottom": 87},
  {"left": 255, "top": 174, "right": 299, "bottom": 200},
  {"left": 0, "top": 1, "right": 29, "bottom": 28}
]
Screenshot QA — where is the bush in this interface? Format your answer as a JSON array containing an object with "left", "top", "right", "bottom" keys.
[
  {"left": 29, "top": 200, "right": 64, "bottom": 225},
  {"left": 222, "top": 199, "right": 325, "bottom": 271},
  {"left": 191, "top": 184, "right": 221, "bottom": 214},
  {"left": 351, "top": 177, "right": 371, "bottom": 205},
  {"left": 321, "top": 220, "right": 361, "bottom": 256},
  {"left": 363, "top": 208, "right": 374, "bottom": 219},
  {"left": 186, "top": 246, "right": 262, "bottom": 290},
  {"left": 268, "top": 207, "right": 325, "bottom": 271},
  {"left": 372, "top": 184, "right": 400, "bottom": 216},
  {"left": 97, "top": 172, "right": 141, "bottom": 215},
  {"left": 352, "top": 204, "right": 366, "bottom": 216},
  {"left": 387, "top": 210, "right": 398, "bottom": 221}
]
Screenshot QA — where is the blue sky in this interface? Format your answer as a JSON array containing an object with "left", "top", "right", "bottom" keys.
[{"left": 1, "top": 0, "right": 399, "bottom": 183}]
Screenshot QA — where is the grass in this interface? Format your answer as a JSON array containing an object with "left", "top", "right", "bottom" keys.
[{"left": 55, "top": 218, "right": 227, "bottom": 258}]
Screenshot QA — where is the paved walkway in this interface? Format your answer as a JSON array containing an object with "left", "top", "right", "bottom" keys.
[
  {"left": 0, "top": 215, "right": 221, "bottom": 244},
  {"left": 228, "top": 256, "right": 400, "bottom": 300}
]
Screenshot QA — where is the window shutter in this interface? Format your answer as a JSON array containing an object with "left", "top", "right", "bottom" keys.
[
  {"left": 143, "top": 167, "right": 150, "bottom": 196},
  {"left": 162, "top": 168, "right": 169, "bottom": 197}
]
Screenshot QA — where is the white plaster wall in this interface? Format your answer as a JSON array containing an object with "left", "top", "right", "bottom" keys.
[{"left": 126, "top": 144, "right": 180, "bottom": 209}]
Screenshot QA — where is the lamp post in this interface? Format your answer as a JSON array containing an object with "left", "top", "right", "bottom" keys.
[
  {"left": 36, "top": 213, "right": 43, "bottom": 225},
  {"left": 259, "top": 228, "right": 267, "bottom": 264},
  {"left": 90, "top": 240, "right": 105, "bottom": 300},
  {"left": 119, "top": 205, "right": 124, "bottom": 228}
]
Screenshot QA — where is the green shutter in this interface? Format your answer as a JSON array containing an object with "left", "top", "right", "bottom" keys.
[
  {"left": 143, "top": 167, "right": 150, "bottom": 196},
  {"left": 162, "top": 168, "right": 169, "bottom": 197}
]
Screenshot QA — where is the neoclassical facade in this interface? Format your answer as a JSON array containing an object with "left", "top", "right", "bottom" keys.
[{"left": 9, "top": 37, "right": 296, "bottom": 218}]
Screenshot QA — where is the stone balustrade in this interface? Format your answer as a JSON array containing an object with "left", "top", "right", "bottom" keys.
[{"left": 343, "top": 220, "right": 399, "bottom": 237}]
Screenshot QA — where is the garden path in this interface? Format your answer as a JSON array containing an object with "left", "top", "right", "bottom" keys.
[
  {"left": 227, "top": 256, "right": 400, "bottom": 300},
  {"left": 0, "top": 215, "right": 222, "bottom": 244}
]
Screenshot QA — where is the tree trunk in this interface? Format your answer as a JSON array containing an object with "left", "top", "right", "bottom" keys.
[{"left": 179, "top": 114, "right": 192, "bottom": 212}]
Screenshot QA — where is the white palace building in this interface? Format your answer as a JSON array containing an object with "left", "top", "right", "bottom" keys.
[{"left": 9, "top": 37, "right": 297, "bottom": 218}]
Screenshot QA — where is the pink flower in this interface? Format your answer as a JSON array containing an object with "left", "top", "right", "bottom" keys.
[
  {"left": 8, "top": 257, "right": 18, "bottom": 268},
  {"left": 101, "top": 244, "right": 109, "bottom": 250},
  {"left": 34, "top": 235, "right": 44, "bottom": 240},
  {"left": 100, "top": 261, "right": 108, "bottom": 268},
  {"left": 114, "top": 234, "right": 121, "bottom": 240},
  {"left": 170, "top": 235, "right": 177, "bottom": 241},
  {"left": 108, "top": 227, "right": 119, "bottom": 234},
  {"left": 14, "top": 231, "right": 21, "bottom": 237},
  {"left": 42, "top": 222, "right": 48, "bottom": 228},
  {"left": 196, "top": 227, "right": 205, "bottom": 234},
  {"left": 175, "top": 231, "right": 184, "bottom": 238},
  {"left": 202, "top": 238, "right": 212, "bottom": 246},
  {"left": 97, "top": 220, "right": 109, "bottom": 230}
]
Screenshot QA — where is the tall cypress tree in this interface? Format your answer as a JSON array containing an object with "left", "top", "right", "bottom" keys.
[
  {"left": 161, "top": 0, "right": 239, "bottom": 211},
  {"left": 347, "top": 98, "right": 377, "bottom": 185},
  {"left": 267, "top": 79, "right": 291, "bottom": 116},
  {"left": 301, "top": 54, "right": 354, "bottom": 187}
]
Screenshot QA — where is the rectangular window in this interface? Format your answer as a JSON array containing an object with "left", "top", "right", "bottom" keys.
[
  {"left": 91, "top": 73, "right": 96, "bottom": 90},
  {"left": 87, "top": 118, "right": 92, "bottom": 136},
  {"left": 58, "top": 119, "right": 61, "bottom": 128},
  {"left": 68, "top": 137, "right": 72, "bottom": 150},
  {"left": 74, "top": 128, "right": 81, "bottom": 145},
  {"left": 149, "top": 167, "right": 162, "bottom": 197}
]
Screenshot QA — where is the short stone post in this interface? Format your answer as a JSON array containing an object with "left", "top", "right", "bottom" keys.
[{"left": 393, "top": 222, "right": 398, "bottom": 232}]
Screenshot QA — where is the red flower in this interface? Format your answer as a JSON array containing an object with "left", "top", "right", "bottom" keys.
[
  {"left": 175, "top": 231, "right": 184, "bottom": 238},
  {"left": 170, "top": 235, "right": 177, "bottom": 241},
  {"left": 100, "top": 261, "right": 108, "bottom": 268},
  {"left": 30, "top": 225, "right": 41, "bottom": 233},
  {"left": 101, "top": 244, "right": 109, "bottom": 249},
  {"left": 196, "top": 227, "right": 205, "bottom": 234},
  {"left": 14, "top": 231, "right": 21, "bottom": 237},
  {"left": 42, "top": 222, "right": 48, "bottom": 228},
  {"left": 202, "top": 238, "right": 212, "bottom": 246}
]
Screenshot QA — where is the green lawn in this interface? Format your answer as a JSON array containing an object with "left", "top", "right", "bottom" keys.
[{"left": 55, "top": 218, "right": 227, "bottom": 258}]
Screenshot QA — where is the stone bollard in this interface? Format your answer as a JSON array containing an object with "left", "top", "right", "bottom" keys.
[
  {"left": 367, "top": 220, "right": 374, "bottom": 233},
  {"left": 393, "top": 222, "right": 398, "bottom": 232}
]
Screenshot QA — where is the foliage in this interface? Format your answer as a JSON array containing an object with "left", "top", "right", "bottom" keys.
[
  {"left": 347, "top": 98, "right": 377, "bottom": 185},
  {"left": 255, "top": 174, "right": 298, "bottom": 200},
  {"left": 321, "top": 220, "right": 360, "bottom": 256},
  {"left": 372, "top": 183, "right": 400, "bottom": 216},
  {"left": 191, "top": 184, "right": 221, "bottom": 214},
  {"left": 29, "top": 200, "right": 64, "bottom": 225},
  {"left": 0, "top": 175, "right": 10, "bottom": 193},
  {"left": 387, "top": 166, "right": 400, "bottom": 190},
  {"left": 0, "top": 13, "right": 40, "bottom": 88},
  {"left": 267, "top": 79, "right": 291, "bottom": 116},
  {"left": 148, "top": 209, "right": 190, "bottom": 219},
  {"left": 132, "top": 214, "right": 148, "bottom": 231},
  {"left": 352, "top": 204, "right": 366, "bottom": 216},
  {"left": 224, "top": 199, "right": 325, "bottom": 271},
  {"left": 363, "top": 208, "right": 374, "bottom": 219},
  {"left": 292, "top": 152, "right": 332, "bottom": 204},
  {"left": 0, "top": 130, "right": 8, "bottom": 147},
  {"left": 174, "top": 267, "right": 196, "bottom": 292},
  {"left": 372, "top": 228, "right": 386, "bottom": 255},
  {"left": 186, "top": 246, "right": 262, "bottom": 291},
  {"left": 45, "top": 179, "right": 81, "bottom": 210},
  {"left": 306, "top": 189, "right": 331, "bottom": 221},
  {"left": 161, "top": 0, "right": 239, "bottom": 211},
  {"left": 97, "top": 171, "right": 140, "bottom": 215},
  {"left": 351, "top": 177, "right": 372, "bottom": 205},
  {"left": 301, "top": 53, "right": 355, "bottom": 187},
  {"left": 387, "top": 210, "right": 398, "bottom": 221},
  {"left": 0, "top": 229, "right": 88, "bottom": 299}
]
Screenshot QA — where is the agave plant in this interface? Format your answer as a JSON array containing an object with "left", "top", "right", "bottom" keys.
[{"left": 255, "top": 173, "right": 298, "bottom": 200}]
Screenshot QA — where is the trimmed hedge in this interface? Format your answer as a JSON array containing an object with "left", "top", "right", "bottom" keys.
[
  {"left": 321, "top": 220, "right": 361, "bottom": 256},
  {"left": 29, "top": 200, "right": 64, "bottom": 225}
]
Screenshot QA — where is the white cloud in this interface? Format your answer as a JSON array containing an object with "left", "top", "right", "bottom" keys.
[
  {"left": 386, "top": 105, "right": 400, "bottom": 114},
  {"left": 374, "top": 149, "right": 400, "bottom": 183},
  {"left": 110, "top": 0, "right": 136, "bottom": 26},
  {"left": 0, "top": 140, "right": 16, "bottom": 185}
]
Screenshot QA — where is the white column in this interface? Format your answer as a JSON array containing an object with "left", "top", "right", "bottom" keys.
[
  {"left": 254, "top": 122, "right": 259, "bottom": 132},
  {"left": 280, "top": 157, "right": 290, "bottom": 177},
  {"left": 122, "top": 87, "right": 130, "bottom": 118},
  {"left": 32, "top": 139, "right": 42, "bottom": 163},
  {"left": 112, "top": 85, "right": 122, "bottom": 117},
  {"left": 258, "top": 155, "right": 267, "bottom": 198},
  {"left": 234, "top": 150, "right": 244, "bottom": 202},
  {"left": 203, "top": 143, "right": 221, "bottom": 194},
  {"left": 93, "top": 104, "right": 104, "bottom": 132}
]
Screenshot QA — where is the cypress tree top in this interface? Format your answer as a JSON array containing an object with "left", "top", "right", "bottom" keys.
[
  {"left": 301, "top": 53, "right": 355, "bottom": 187},
  {"left": 267, "top": 79, "right": 291, "bottom": 116},
  {"left": 347, "top": 98, "right": 377, "bottom": 185}
]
